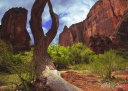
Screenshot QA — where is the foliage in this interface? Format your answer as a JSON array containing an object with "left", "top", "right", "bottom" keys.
[
  {"left": 48, "top": 44, "right": 71, "bottom": 69},
  {"left": 48, "top": 43, "right": 94, "bottom": 69},
  {"left": 1, "top": 40, "right": 128, "bottom": 90},
  {"left": 49, "top": 43, "right": 128, "bottom": 80},
  {"left": 0, "top": 40, "right": 17, "bottom": 73},
  {"left": 0, "top": 40, "right": 35, "bottom": 90},
  {"left": 80, "top": 47, "right": 94, "bottom": 64},
  {"left": 89, "top": 49, "right": 128, "bottom": 79},
  {"left": 12, "top": 52, "right": 35, "bottom": 91},
  {"left": 72, "top": 64, "right": 91, "bottom": 74}
]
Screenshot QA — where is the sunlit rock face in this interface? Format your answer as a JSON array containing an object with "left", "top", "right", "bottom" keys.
[
  {"left": 59, "top": 24, "right": 85, "bottom": 46},
  {"left": 59, "top": 0, "right": 128, "bottom": 48},
  {"left": 0, "top": 7, "right": 30, "bottom": 52}
]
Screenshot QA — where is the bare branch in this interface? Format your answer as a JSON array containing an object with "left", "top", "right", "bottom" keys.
[
  {"left": 29, "top": 0, "right": 83, "bottom": 90},
  {"left": 30, "top": 0, "right": 48, "bottom": 44},
  {"left": 45, "top": 0, "right": 59, "bottom": 46}
]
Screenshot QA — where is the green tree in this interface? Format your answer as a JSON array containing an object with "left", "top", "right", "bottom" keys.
[
  {"left": 48, "top": 43, "right": 94, "bottom": 69},
  {"left": 69, "top": 43, "right": 82, "bottom": 64},
  {"left": 48, "top": 44, "right": 71, "bottom": 69},
  {"left": 80, "top": 47, "right": 94, "bottom": 64}
]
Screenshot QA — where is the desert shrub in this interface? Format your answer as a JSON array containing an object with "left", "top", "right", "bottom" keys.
[
  {"left": 10, "top": 51, "right": 35, "bottom": 91},
  {"left": 0, "top": 40, "right": 18, "bottom": 73},
  {"left": 69, "top": 43, "right": 84, "bottom": 64},
  {"left": 89, "top": 49, "right": 127, "bottom": 79},
  {"left": 70, "top": 43, "right": 94, "bottom": 64},
  {"left": 117, "top": 48, "right": 128, "bottom": 59},
  {"left": 48, "top": 43, "right": 94, "bottom": 69},
  {"left": 0, "top": 40, "right": 35, "bottom": 90},
  {"left": 48, "top": 44, "right": 71, "bottom": 69},
  {"left": 80, "top": 47, "right": 94, "bottom": 64},
  {"left": 72, "top": 64, "right": 88, "bottom": 70}
]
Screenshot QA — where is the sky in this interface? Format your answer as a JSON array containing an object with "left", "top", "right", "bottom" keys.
[{"left": 0, "top": 0, "right": 98, "bottom": 44}]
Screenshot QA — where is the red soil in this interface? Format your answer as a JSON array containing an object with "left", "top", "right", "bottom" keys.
[{"left": 61, "top": 71, "right": 128, "bottom": 91}]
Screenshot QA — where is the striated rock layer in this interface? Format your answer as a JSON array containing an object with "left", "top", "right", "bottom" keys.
[
  {"left": 59, "top": 0, "right": 128, "bottom": 49},
  {"left": 0, "top": 7, "right": 30, "bottom": 52}
]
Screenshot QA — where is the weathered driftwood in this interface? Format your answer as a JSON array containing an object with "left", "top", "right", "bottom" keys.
[
  {"left": 42, "top": 66, "right": 82, "bottom": 91},
  {"left": 30, "top": 0, "right": 83, "bottom": 90}
]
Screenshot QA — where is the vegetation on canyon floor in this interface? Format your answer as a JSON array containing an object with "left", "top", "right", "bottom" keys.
[{"left": 0, "top": 40, "right": 128, "bottom": 90}]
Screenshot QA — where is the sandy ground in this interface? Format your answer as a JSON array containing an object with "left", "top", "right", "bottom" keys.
[{"left": 61, "top": 71, "right": 128, "bottom": 91}]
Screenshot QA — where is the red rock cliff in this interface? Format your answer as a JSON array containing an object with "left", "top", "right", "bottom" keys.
[
  {"left": 59, "top": 0, "right": 128, "bottom": 46},
  {"left": 0, "top": 7, "right": 30, "bottom": 52}
]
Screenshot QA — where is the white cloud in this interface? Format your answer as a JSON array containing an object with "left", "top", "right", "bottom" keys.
[
  {"left": 51, "top": 0, "right": 98, "bottom": 44},
  {"left": 27, "top": 27, "right": 33, "bottom": 44},
  {"left": 43, "top": 27, "right": 48, "bottom": 34},
  {"left": 49, "top": 0, "right": 97, "bottom": 30},
  {"left": 0, "top": 0, "right": 98, "bottom": 44},
  {"left": 27, "top": 27, "right": 31, "bottom": 34},
  {"left": 42, "top": 0, "right": 98, "bottom": 27}
]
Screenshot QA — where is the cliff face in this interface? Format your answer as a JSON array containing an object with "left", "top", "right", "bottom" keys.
[
  {"left": 117, "top": 11, "right": 128, "bottom": 43},
  {"left": 59, "top": 22, "right": 85, "bottom": 46},
  {"left": 59, "top": 0, "right": 128, "bottom": 47},
  {"left": 0, "top": 7, "right": 30, "bottom": 52},
  {"left": 59, "top": 26, "right": 74, "bottom": 46}
]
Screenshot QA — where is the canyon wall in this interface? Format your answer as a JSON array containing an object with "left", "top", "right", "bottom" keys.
[
  {"left": 0, "top": 7, "right": 30, "bottom": 52},
  {"left": 59, "top": 0, "right": 128, "bottom": 48}
]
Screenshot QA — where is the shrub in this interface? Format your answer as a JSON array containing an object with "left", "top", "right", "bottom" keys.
[
  {"left": 0, "top": 40, "right": 35, "bottom": 90},
  {"left": 89, "top": 49, "right": 127, "bottom": 79},
  {"left": 0, "top": 40, "right": 16, "bottom": 73},
  {"left": 48, "top": 43, "right": 94, "bottom": 69},
  {"left": 80, "top": 47, "right": 94, "bottom": 64},
  {"left": 69, "top": 43, "right": 84, "bottom": 64},
  {"left": 48, "top": 44, "right": 71, "bottom": 69}
]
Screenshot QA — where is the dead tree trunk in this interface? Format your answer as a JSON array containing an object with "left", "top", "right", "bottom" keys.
[{"left": 30, "top": 0, "right": 83, "bottom": 91}]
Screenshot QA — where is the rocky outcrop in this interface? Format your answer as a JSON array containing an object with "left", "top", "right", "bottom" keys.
[
  {"left": 0, "top": 7, "right": 30, "bottom": 52},
  {"left": 59, "top": 23, "right": 85, "bottom": 46},
  {"left": 59, "top": 0, "right": 128, "bottom": 48},
  {"left": 59, "top": 26, "right": 74, "bottom": 46},
  {"left": 116, "top": 11, "right": 128, "bottom": 46},
  {"left": 59, "top": 21, "right": 86, "bottom": 46},
  {"left": 89, "top": 35, "right": 112, "bottom": 54}
]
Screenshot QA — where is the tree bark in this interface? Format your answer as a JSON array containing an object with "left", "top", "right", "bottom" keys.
[{"left": 30, "top": 0, "right": 83, "bottom": 91}]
